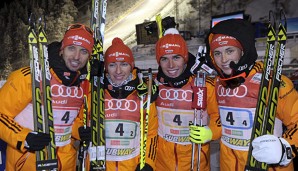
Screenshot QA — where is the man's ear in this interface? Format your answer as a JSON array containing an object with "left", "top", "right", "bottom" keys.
[{"left": 59, "top": 49, "right": 63, "bottom": 56}]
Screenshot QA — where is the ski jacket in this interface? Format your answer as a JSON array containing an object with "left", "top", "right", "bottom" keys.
[
  {"left": 0, "top": 67, "right": 86, "bottom": 171},
  {"left": 104, "top": 68, "right": 158, "bottom": 171},
  {"left": 155, "top": 74, "right": 221, "bottom": 171},
  {"left": 216, "top": 61, "right": 297, "bottom": 171}
]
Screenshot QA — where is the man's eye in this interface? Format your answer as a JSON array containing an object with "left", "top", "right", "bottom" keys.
[
  {"left": 160, "top": 57, "right": 167, "bottom": 62},
  {"left": 214, "top": 52, "right": 221, "bottom": 56},
  {"left": 67, "top": 46, "right": 75, "bottom": 50},
  {"left": 108, "top": 63, "right": 116, "bottom": 67},
  {"left": 121, "top": 63, "right": 129, "bottom": 66},
  {"left": 81, "top": 49, "right": 88, "bottom": 55},
  {"left": 173, "top": 56, "right": 181, "bottom": 60},
  {"left": 227, "top": 50, "right": 234, "bottom": 54}
]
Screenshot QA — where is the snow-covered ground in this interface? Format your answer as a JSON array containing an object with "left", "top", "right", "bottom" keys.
[{"left": 0, "top": 80, "right": 5, "bottom": 88}]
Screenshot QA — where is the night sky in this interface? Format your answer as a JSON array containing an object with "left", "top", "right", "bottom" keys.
[{"left": 0, "top": 0, "right": 11, "bottom": 8}]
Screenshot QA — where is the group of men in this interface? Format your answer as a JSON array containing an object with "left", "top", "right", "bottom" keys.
[{"left": 0, "top": 18, "right": 297, "bottom": 171}]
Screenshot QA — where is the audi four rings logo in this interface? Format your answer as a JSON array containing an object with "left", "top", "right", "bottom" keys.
[
  {"left": 159, "top": 88, "right": 192, "bottom": 101},
  {"left": 51, "top": 84, "right": 83, "bottom": 98},
  {"left": 217, "top": 84, "right": 247, "bottom": 98},
  {"left": 105, "top": 99, "right": 138, "bottom": 112}
]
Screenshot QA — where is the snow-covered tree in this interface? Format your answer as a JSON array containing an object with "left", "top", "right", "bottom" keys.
[
  {"left": 0, "top": 0, "right": 79, "bottom": 70},
  {"left": 2, "top": 58, "right": 13, "bottom": 79},
  {"left": 3, "top": 32, "right": 13, "bottom": 62},
  {"left": 46, "top": 0, "right": 78, "bottom": 43}
]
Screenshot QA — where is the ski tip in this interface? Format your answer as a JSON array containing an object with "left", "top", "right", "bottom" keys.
[
  {"left": 280, "top": 9, "right": 287, "bottom": 29},
  {"left": 29, "top": 13, "right": 36, "bottom": 26}
]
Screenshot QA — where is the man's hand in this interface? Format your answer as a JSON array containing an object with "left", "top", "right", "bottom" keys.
[
  {"left": 189, "top": 122, "right": 212, "bottom": 144},
  {"left": 78, "top": 126, "right": 91, "bottom": 142},
  {"left": 24, "top": 132, "right": 51, "bottom": 151},
  {"left": 252, "top": 134, "right": 292, "bottom": 166},
  {"left": 135, "top": 163, "right": 153, "bottom": 171}
]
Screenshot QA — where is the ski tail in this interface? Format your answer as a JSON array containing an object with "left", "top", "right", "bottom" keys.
[{"left": 245, "top": 10, "right": 287, "bottom": 171}]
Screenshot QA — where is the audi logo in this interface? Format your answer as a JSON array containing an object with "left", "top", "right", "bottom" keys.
[
  {"left": 51, "top": 84, "right": 83, "bottom": 98},
  {"left": 217, "top": 84, "right": 247, "bottom": 98},
  {"left": 124, "top": 86, "right": 135, "bottom": 91},
  {"left": 105, "top": 99, "right": 138, "bottom": 112},
  {"left": 238, "top": 64, "right": 248, "bottom": 71},
  {"left": 159, "top": 88, "right": 192, "bottom": 101}
]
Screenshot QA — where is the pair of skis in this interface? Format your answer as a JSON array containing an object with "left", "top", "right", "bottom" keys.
[
  {"left": 78, "top": 0, "right": 108, "bottom": 170},
  {"left": 28, "top": 14, "right": 57, "bottom": 170},
  {"left": 89, "top": 0, "right": 107, "bottom": 170},
  {"left": 245, "top": 10, "right": 287, "bottom": 171}
]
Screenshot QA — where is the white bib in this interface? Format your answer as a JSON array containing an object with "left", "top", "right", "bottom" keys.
[{"left": 105, "top": 120, "right": 140, "bottom": 161}]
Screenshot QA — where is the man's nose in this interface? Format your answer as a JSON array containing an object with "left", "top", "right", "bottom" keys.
[
  {"left": 116, "top": 65, "right": 121, "bottom": 74},
  {"left": 73, "top": 49, "right": 80, "bottom": 60},
  {"left": 168, "top": 59, "right": 174, "bottom": 68}
]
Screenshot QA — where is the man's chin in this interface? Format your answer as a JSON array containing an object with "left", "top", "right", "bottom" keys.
[
  {"left": 166, "top": 75, "right": 178, "bottom": 78},
  {"left": 165, "top": 72, "right": 180, "bottom": 78},
  {"left": 222, "top": 70, "right": 232, "bottom": 76},
  {"left": 67, "top": 66, "right": 81, "bottom": 72}
]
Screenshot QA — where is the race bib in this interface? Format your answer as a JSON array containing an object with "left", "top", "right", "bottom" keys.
[
  {"left": 157, "top": 106, "right": 203, "bottom": 145},
  {"left": 105, "top": 120, "right": 140, "bottom": 161},
  {"left": 106, "top": 120, "right": 137, "bottom": 139},
  {"left": 53, "top": 108, "right": 79, "bottom": 146},
  {"left": 220, "top": 106, "right": 255, "bottom": 151}
]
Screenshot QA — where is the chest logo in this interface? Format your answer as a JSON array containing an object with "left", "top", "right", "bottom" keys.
[
  {"left": 217, "top": 84, "right": 247, "bottom": 98},
  {"left": 159, "top": 88, "right": 192, "bottom": 101},
  {"left": 51, "top": 84, "right": 83, "bottom": 98},
  {"left": 105, "top": 99, "right": 138, "bottom": 112}
]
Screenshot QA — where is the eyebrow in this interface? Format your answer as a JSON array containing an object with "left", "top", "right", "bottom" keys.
[
  {"left": 162, "top": 55, "right": 182, "bottom": 58},
  {"left": 214, "top": 47, "right": 236, "bottom": 52},
  {"left": 173, "top": 55, "right": 182, "bottom": 58}
]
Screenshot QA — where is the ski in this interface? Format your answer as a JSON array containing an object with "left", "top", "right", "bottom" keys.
[
  {"left": 139, "top": 68, "right": 153, "bottom": 169},
  {"left": 137, "top": 71, "right": 145, "bottom": 170},
  {"left": 78, "top": 95, "right": 89, "bottom": 171},
  {"left": 245, "top": 10, "right": 287, "bottom": 171},
  {"left": 89, "top": 0, "right": 107, "bottom": 170},
  {"left": 28, "top": 14, "right": 57, "bottom": 170},
  {"left": 37, "top": 16, "right": 58, "bottom": 170},
  {"left": 156, "top": 14, "right": 163, "bottom": 38},
  {"left": 245, "top": 11, "right": 277, "bottom": 171}
]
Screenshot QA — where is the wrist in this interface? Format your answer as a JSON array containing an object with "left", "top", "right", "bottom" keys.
[{"left": 279, "top": 137, "right": 292, "bottom": 166}]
